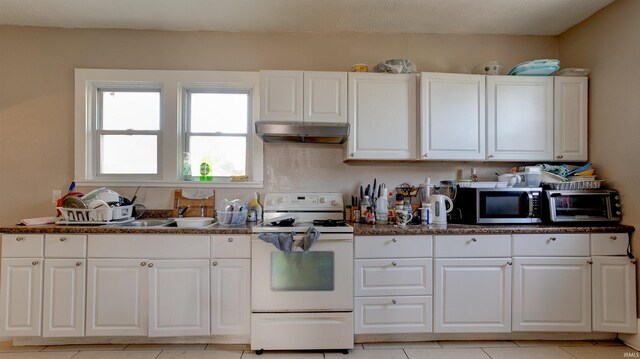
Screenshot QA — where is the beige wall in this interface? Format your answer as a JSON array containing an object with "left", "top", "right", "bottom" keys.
[
  {"left": 559, "top": 0, "right": 640, "bottom": 313},
  {"left": 0, "top": 26, "right": 559, "bottom": 224}
]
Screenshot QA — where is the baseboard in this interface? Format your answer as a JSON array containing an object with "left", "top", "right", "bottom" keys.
[
  {"left": 356, "top": 331, "right": 616, "bottom": 343},
  {"left": 619, "top": 318, "right": 640, "bottom": 351}
]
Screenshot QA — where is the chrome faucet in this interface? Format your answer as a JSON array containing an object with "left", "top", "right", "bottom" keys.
[
  {"left": 200, "top": 202, "right": 205, "bottom": 217},
  {"left": 176, "top": 199, "right": 190, "bottom": 218}
]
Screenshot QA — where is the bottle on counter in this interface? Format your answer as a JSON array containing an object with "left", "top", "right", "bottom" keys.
[
  {"left": 182, "top": 152, "right": 192, "bottom": 181},
  {"left": 375, "top": 194, "right": 388, "bottom": 225},
  {"left": 249, "top": 192, "right": 262, "bottom": 222},
  {"left": 421, "top": 203, "right": 432, "bottom": 225},
  {"left": 471, "top": 168, "right": 479, "bottom": 182},
  {"left": 361, "top": 195, "right": 371, "bottom": 223},
  {"left": 199, "top": 156, "right": 213, "bottom": 181}
]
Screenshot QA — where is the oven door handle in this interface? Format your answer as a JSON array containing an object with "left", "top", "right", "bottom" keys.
[{"left": 526, "top": 192, "right": 534, "bottom": 217}]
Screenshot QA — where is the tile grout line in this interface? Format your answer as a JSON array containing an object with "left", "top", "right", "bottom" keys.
[
  {"left": 558, "top": 346, "right": 581, "bottom": 359},
  {"left": 481, "top": 347, "right": 494, "bottom": 359}
]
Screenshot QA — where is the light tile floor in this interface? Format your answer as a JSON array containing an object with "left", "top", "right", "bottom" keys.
[{"left": 0, "top": 340, "right": 636, "bottom": 359}]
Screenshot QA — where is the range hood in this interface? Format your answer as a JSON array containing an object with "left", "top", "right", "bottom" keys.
[{"left": 255, "top": 121, "right": 350, "bottom": 144}]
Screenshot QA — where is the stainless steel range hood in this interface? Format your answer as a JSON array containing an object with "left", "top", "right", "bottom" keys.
[{"left": 255, "top": 121, "right": 350, "bottom": 144}]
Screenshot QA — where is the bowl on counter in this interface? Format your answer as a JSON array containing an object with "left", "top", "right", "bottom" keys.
[{"left": 173, "top": 217, "right": 216, "bottom": 228}]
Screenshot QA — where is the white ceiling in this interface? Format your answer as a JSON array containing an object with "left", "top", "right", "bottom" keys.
[{"left": 0, "top": 0, "right": 615, "bottom": 36}]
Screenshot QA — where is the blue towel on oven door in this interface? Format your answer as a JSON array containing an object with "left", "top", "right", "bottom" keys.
[
  {"left": 258, "top": 231, "right": 295, "bottom": 253},
  {"left": 295, "top": 226, "right": 320, "bottom": 252}
]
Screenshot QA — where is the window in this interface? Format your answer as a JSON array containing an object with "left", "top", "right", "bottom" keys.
[{"left": 75, "top": 69, "right": 263, "bottom": 187}]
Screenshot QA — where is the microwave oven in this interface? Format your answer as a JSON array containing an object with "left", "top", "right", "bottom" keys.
[
  {"left": 452, "top": 187, "right": 543, "bottom": 224},
  {"left": 543, "top": 189, "right": 622, "bottom": 223}
]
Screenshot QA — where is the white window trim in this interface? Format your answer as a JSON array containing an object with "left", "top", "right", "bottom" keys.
[{"left": 75, "top": 69, "right": 263, "bottom": 188}]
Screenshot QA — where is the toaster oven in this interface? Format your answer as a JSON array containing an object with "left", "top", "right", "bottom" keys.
[{"left": 543, "top": 189, "right": 622, "bottom": 223}]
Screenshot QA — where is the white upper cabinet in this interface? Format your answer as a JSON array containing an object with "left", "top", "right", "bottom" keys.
[
  {"left": 260, "top": 70, "right": 347, "bottom": 124},
  {"left": 487, "top": 76, "right": 554, "bottom": 161},
  {"left": 420, "top": 73, "right": 485, "bottom": 160},
  {"left": 347, "top": 73, "right": 417, "bottom": 160},
  {"left": 554, "top": 76, "right": 588, "bottom": 161}
]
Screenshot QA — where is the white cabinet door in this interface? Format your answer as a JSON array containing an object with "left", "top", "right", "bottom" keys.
[
  {"left": 513, "top": 257, "right": 591, "bottom": 332},
  {"left": 42, "top": 259, "right": 85, "bottom": 337},
  {"left": 347, "top": 73, "right": 417, "bottom": 160},
  {"left": 434, "top": 258, "right": 511, "bottom": 333},
  {"left": 86, "top": 259, "right": 148, "bottom": 336},
  {"left": 0, "top": 258, "right": 43, "bottom": 336},
  {"left": 304, "top": 71, "right": 347, "bottom": 124},
  {"left": 355, "top": 296, "right": 432, "bottom": 334},
  {"left": 260, "top": 70, "right": 304, "bottom": 123},
  {"left": 592, "top": 256, "right": 637, "bottom": 333},
  {"left": 354, "top": 258, "right": 432, "bottom": 297},
  {"left": 554, "top": 76, "right": 588, "bottom": 161},
  {"left": 419, "top": 72, "right": 485, "bottom": 160},
  {"left": 211, "top": 258, "right": 250, "bottom": 337},
  {"left": 148, "top": 259, "right": 210, "bottom": 337},
  {"left": 486, "top": 76, "right": 553, "bottom": 161}
]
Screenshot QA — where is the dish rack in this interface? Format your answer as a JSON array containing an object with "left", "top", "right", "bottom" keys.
[
  {"left": 57, "top": 205, "right": 133, "bottom": 223},
  {"left": 543, "top": 180, "right": 604, "bottom": 190}
]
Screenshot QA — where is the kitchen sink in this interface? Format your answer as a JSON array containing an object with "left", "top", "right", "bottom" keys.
[{"left": 112, "top": 219, "right": 175, "bottom": 227}]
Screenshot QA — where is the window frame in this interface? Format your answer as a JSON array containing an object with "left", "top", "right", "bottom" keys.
[{"left": 75, "top": 69, "right": 263, "bottom": 188}]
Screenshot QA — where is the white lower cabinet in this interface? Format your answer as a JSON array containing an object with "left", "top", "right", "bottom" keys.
[
  {"left": 148, "top": 259, "right": 210, "bottom": 337},
  {"left": 355, "top": 296, "right": 432, "bottom": 334},
  {"left": 42, "top": 259, "right": 85, "bottom": 337},
  {"left": 513, "top": 257, "right": 591, "bottom": 332},
  {"left": 211, "top": 258, "right": 250, "bottom": 336},
  {"left": 434, "top": 258, "right": 512, "bottom": 333},
  {"left": 592, "top": 256, "right": 637, "bottom": 333},
  {"left": 86, "top": 259, "right": 148, "bottom": 336},
  {"left": 0, "top": 258, "right": 43, "bottom": 336}
]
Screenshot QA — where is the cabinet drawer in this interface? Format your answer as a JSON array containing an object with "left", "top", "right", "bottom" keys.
[
  {"left": 88, "top": 235, "right": 210, "bottom": 258},
  {"left": 355, "top": 258, "right": 432, "bottom": 296},
  {"left": 354, "top": 296, "right": 433, "bottom": 334},
  {"left": 434, "top": 235, "right": 510, "bottom": 258},
  {"left": 355, "top": 236, "right": 432, "bottom": 259},
  {"left": 513, "top": 233, "right": 589, "bottom": 256},
  {"left": 591, "top": 233, "right": 629, "bottom": 256},
  {"left": 2, "top": 234, "right": 44, "bottom": 258},
  {"left": 211, "top": 235, "right": 250, "bottom": 258},
  {"left": 45, "top": 234, "right": 87, "bottom": 258}
]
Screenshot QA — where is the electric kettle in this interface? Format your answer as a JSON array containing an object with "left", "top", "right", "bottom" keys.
[{"left": 427, "top": 195, "right": 454, "bottom": 224}]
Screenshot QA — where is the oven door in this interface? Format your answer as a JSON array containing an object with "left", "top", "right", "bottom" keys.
[
  {"left": 547, "top": 192, "right": 613, "bottom": 222},
  {"left": 251, "top": 233, "right": 353, "bottom": 312},
  {"left": 478, "top": 190, "right": 537, "bottom": 223}
]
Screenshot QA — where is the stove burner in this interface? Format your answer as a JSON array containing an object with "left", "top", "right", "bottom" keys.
[{"left": 313, "top": 219, "right": 346, "bottom": 227}]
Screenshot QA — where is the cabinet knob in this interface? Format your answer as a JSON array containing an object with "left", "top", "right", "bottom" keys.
[
  {"left": 587, "top": 260, "right": 593, "bottom": 265},
  {"left": 470, "top": 237, "right": 477, "bottom": 242},
  {"left": 557, "top": 155, "right": 564, "bottom": 159},
  {"left": 228, "top": 237, "right": 234, "bottom": 242},
  {"left": 140, "top": 261, "right": 147, "bottom": 267},
  {"left": 59, "top": 237, "right": 67, "bottom": 242},
  {"left": 631, "top": 259, "right": 637, "bottom": 264},
  {"left": 148, "top": 263, "right": 154, "bottom": 268},
  {"left": 507, "top": 261, "right": 513, "bottom": 266},
  {"left": 391, "top": 238, "right": 397, "bottom": 243},
  {"left": 75, "top": 262, "right": 82, "bottom": 267},
  {"left": 548, "top": 237, "right": 557, "bottom": 242},
  {"left": 391, "top": 299, "right": 397, "bottom": 305},
  {"left": 488, "top": 154, "right": 495, "bottom": 159},
  {"left": 610, "top": 235, "right": 618, "bottom": 240},
  {"left": 16, "top": 237, "right": 24, "bottom": 242},
  {"left": 391, "top": 261, "right": 397, "bottom": 267},
  {"left": 212, "top": 261, "right": 218, "bottom": 266},
  {"left": 32, "top": 261, "right": 39, "bottom": 266},
  {"left": 349, "top": 153, "right": 354, "bottom": 158},
  {"left": 423, "top": 153, "right": 428, "bottom": 158}
]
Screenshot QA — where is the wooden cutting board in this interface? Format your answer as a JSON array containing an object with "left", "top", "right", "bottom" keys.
[{"left": 172, "top": 189, "right": 216, "bottom": 218}]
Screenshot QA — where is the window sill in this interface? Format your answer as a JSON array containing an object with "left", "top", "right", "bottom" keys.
[{"left": 75, "top": 180, "right": 264, "bottom": 189}]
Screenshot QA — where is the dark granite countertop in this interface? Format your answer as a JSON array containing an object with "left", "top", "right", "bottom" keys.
[{"left": 351, "top": 223, "right": 635, "bottom": 236}]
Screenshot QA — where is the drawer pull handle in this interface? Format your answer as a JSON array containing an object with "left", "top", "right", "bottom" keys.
[
  {"left": 75, "top": 262, "right": 82, "bottom": 267},
  {"left": 59, "top": 237, "right": 67, "bottom": 242},
  {"left": 148, "top": 263, "right": 154, "bottom": 268},
  {"left": 228, "top": 237, "right": 234, "bottom": 242},
  {"left": 391, "top": 299, "right": 397, "bottom": 305},
  {"left": 507, "top": 261, "right": 513, "bottom": 266},
  {"left": 32, "top": 261, "right": 39, "bottom": 266},
  {"left": 16, "top": 237, "right": 24, "bottom": 242},
  {"left": 587, "top": 260, "right": 593, "bottom": 265},
  {"left": 140, "top": 262, "right": 147, "bottom": 267},
  {"left": 391, "top": 238, "right": 397, "bottom": 243},
  {"left": 212, "top": 261, "right": 218, "bottom": 266},
  {"left": 548, "top": 237, "right": 557, "bottom": 242},
  {"left": 470, "top": 237, "right": 477, "bottom": 242},
  {"left": 631, "top": 259, "right": 637, "bottom": 264},
  {"left": 610, "top": 235, "right": 618, "bottom": 240},
  {"left": 391, "top": 261, "right": 397, "bottom": 267}
]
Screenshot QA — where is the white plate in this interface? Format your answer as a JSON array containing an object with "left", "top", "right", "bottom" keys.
[{"left": 554, "top": 68, "right": 590, "bottom": 76}]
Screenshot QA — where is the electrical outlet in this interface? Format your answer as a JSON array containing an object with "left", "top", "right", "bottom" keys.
[{"left": 52, "top": 190, "right": 62, "bottom": 206}]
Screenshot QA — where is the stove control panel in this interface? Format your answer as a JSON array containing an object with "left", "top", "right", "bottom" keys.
[{"left": 264, "top": 193, "right": 344, "bottom": 211}]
